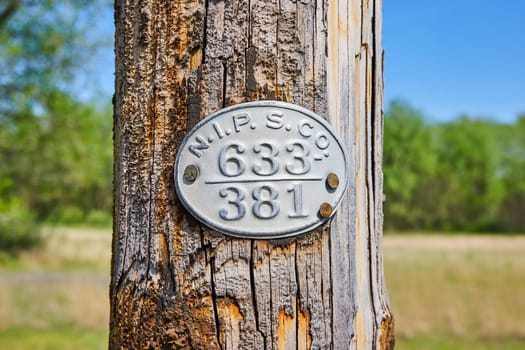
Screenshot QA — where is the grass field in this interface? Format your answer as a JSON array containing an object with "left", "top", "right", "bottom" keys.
[
  {"left": 1, "top": 228, "right": 524, "bottom": 349},
  {"left": 0, "top": 228, "right": 110, "bottom": 350},
  {"left": 385, "top": 234, "right": 525, "bottom": 349}
]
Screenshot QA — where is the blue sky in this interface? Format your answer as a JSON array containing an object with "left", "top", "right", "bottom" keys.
[
  {"left": 88, "top": 1, "right": 525, "bottom": 123},
  {"left": 384, "top": 0, "right": 525, "bottom": 122}
]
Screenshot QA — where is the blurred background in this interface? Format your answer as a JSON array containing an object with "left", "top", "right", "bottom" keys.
[{"left": 0, "top": 1, "right": 523, "bottom": 349}]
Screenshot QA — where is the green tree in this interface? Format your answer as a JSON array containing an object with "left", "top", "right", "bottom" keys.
[
  {"left": 0, "top": 89, "right": 113, "bottom": 228},
  {"left": 0, "top": 197, "right": 39, "bottom": 254},
  {"left": 383, "top": 100, "right": 438, "bottom": 229},
  {"left": 0, "top": 0, "right": 113, "bottom": 252},
  {"left": 383, "top": 101, "right": 513, "bottom": 233},
  {"left": 499, "top": 115, "right": 525, "bottom": 232},
  {"left": 0, "top": 0, "right": 109, "bottom": 110},
  {"left": 433, "top": 118, "right": 504, "bottom": 231}
]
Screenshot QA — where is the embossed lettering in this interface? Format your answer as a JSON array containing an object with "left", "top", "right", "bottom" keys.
[
  {"left": 285, "top": 141, "right": 311, "bottom": 175},
  {"left": 219, "top": 187, "right": 246, "bottom": 220},
  {"left": 315, "top": 132, "right": 330, "bottom": 149},
  {"left": 266, "top": 111, "right": 284, "bottom": 129},
  {"left": 288, "top": 184, "right": 308, "bottom": 218},
  {"left": 252, "top": 142, "right": 279, "bottom": 176},
  {"left": 233, "top": 113, "right": 251, "bottom": 132},
  {"left": 188, "top": 135, "right": 210, "bottom": 158},
  {"left": 252, "top": 185, "right": 280, "bottom": 219},
  {"left": 213, "top": 122, "right": 226, "bottom": 139},
  {"left": 218, "top": 143, "right": 246, "bottom": 177},
  {"left": 298, "top": 120, "right": 314, "bottom": 138}
]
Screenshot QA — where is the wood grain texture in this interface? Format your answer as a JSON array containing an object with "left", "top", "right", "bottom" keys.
[{"left": 110, "top": 0, "right": 394, "bottom": 349}]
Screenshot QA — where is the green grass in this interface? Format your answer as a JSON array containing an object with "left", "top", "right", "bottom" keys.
[
  {"left": 395, "top": 336, "right": 525, "bottom": 350},
  {"left": 384, "top": 234, "right": 525, "bottom": 349},
  {"left": 0, "top": 227, "right": 110, "bottom": 348},
  {"left": 1, "top": 228, "right": 525, "bottom": 349},
  {"left": 0, "top": 328, "right": 107, "bottom": 350},
  {"left": 0, "top": 227, "right": 111, "bottom": 272}
]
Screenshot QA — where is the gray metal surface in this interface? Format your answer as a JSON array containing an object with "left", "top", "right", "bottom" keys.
[{"left": 174, "top": 101, "right": 349, "bottom": 239}]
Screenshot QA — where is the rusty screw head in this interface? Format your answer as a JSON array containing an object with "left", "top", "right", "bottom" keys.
[
  {"left": 326, "top": 173, "right": 340, "bottom": 190},
  {"left": 184, "top": 165, "right": 199, "bottom": 184},
  {"left": 319, "top": 202, "right": 333, "bottom": 218}
]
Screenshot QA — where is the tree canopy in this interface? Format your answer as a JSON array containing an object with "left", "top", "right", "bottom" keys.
[
  {"left": 0, "top": 0, "right": 112, "bottom": 252},
  {"left": 383, "top": 100, "right": 525, "bottom": 233},
  {"left": 1, "top": 1, "right": 524, "bottom": 253},
  {"left": 0, "top": 0, "right": 109, "bottom": 113}
]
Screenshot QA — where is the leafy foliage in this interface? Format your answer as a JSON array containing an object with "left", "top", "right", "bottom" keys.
[
  {"left": 383, "top": 101, "right": 525, "bottom": 232},
  {"left": 0, "top": 90, "right": 112, "bottom": 224},
  {"left": 0, "top": 1, "right": 112, "bottom": 252},
  {"left": 498, "top": 115, "right": 525, "bottom": 231},
  {"left": 1, "top": 0, "right": 524, "bottom": 255},
  {"left": 383, "top": 101, "right": 438, "bottom": 229},
  {"left": 0, "top": 198, "right": 39, "bottom": 254},
  {"left": 0, "top": 0, "right": 108, "bottom": 114}
]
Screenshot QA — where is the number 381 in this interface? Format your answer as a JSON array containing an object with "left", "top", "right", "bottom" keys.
[{"left": 219, "top": 184, "right": 307, "bottom": 221}]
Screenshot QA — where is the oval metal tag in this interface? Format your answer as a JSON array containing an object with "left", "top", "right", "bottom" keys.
[{"left": 174, "top": 101, "right": 349, "bottom": 239}]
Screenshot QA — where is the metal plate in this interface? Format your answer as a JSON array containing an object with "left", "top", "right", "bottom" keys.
[{"left": 174, "top": 101, "right": 349, "bottom": 239}]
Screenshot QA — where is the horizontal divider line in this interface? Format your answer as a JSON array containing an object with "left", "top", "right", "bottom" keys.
[{"left": 205, "top": 177, "right": 323, "bottom": 184}]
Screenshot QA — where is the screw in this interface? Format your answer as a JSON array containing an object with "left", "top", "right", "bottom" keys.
[
  {"left": 184, "top": 165, "right": 199, "bottom": 184},
  {"left": 319, "top": 202, "right": 333, "bottom": 218},
  {"left": 326, "top": 173, "right": 340, "bottom": 190}
]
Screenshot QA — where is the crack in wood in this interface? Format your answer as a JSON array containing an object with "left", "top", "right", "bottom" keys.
[{"left": 209, "top": 255, "right": 223, "bottom": 350}]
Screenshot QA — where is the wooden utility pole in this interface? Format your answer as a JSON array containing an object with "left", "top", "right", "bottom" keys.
[{"left": 110, "top": 0, "right": 393, "bottom": 349}]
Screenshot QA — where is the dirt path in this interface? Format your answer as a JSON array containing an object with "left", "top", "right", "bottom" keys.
[
  {"left": 0, "top": 270, "right": 108, "bottom": 286},
  {"left": 384, "top": 234, "right": 525, "bottom": 252}
]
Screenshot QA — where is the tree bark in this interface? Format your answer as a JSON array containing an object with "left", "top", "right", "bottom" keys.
[{"left": 110, "top": 0, "right": 394, "bottom": 349}]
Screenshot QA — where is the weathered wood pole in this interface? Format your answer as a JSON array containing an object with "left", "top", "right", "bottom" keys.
[{"left": 111, "top": 0, "right": 393, "bottom": 348}]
